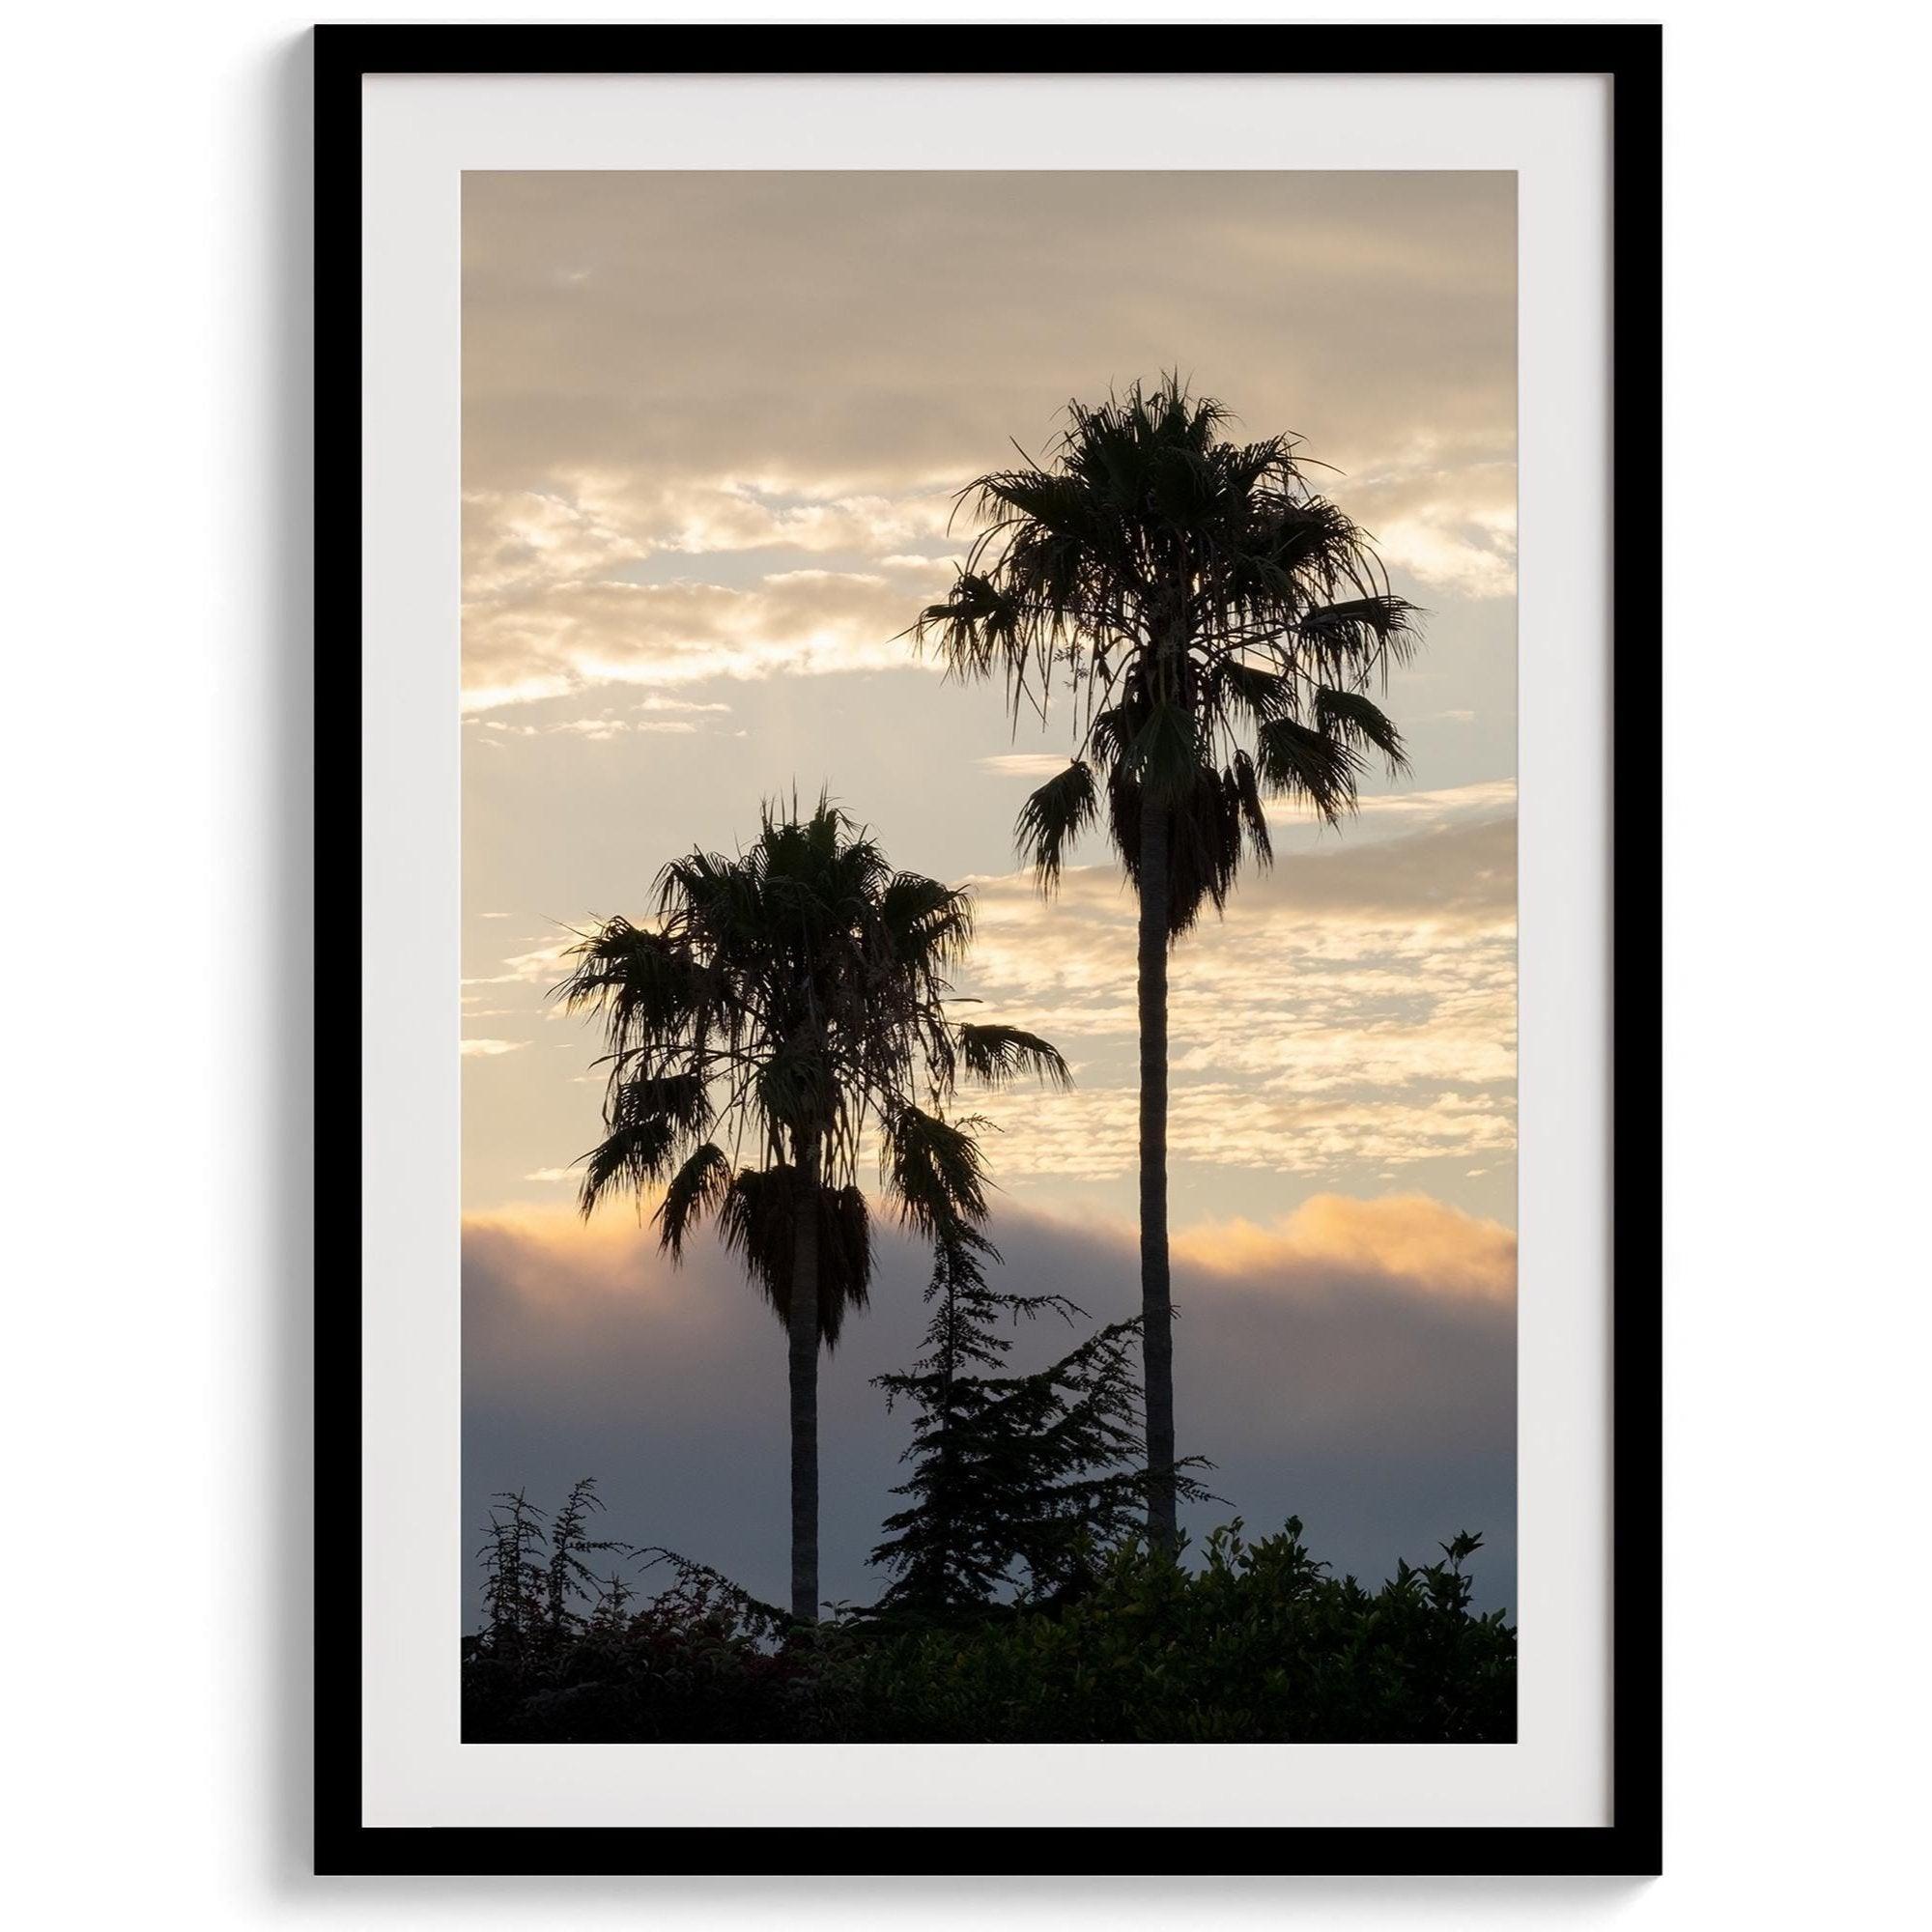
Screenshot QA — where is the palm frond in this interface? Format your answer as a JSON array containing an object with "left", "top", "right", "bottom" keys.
[
  {"left": 1299, "top": 595, "right": 1420, "bottom": 674},
  {"left": 717, "top": 1166, "right": 875, "bottom": 1350},
  {"left": 1124, "top": 700, "right": 1202, "bottom": 806},
  {"left": 1230, "top": 748, "right": 1273, "bottom": 868},
  {"left": 1314, "top": 685, "right": 1409, "bottom": 773},
  {"left": 606, "top": 1071, "right": 709, "bottom": 1138},
  {"left": 1013, "top": 759, "right": 1098, "bottom": 893},
  {"left": 879, "top": 871, "right": 974, "bottom": 969},
  {"left": 554, "top": 918, "right": 701, "bottom": 1045},
  {"left": 954, "top": 1023, "right": 1072, "bottom": 1092},
  {"left": 883, "top": 1104, "right": 991, "bottom": 1239},
  {"left": 754, "top": 1035, "right": 839, "bottom": 1138},
  {"left": 654, "top": 1143, "right": 732, "bottom": 1260},
  {"left": 1211, "top": 660, "right": 1294, "bottom": 726},
  {"left": 910, "top": 570, "right": 1023, "bottom": 680},
  {"left": 577, "top": 1115, "right": 679, "bottom": 1217},
  {"left": 1255, "top": 716, "right": 1364, "bottom": 825},
  {"left": 1102, "top": 750, "right": 1249, "bottom": 937}
]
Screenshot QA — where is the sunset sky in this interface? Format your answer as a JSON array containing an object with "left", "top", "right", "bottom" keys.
[{"left": 459, "top": 171, "right": 1519, "bottom": 1613}]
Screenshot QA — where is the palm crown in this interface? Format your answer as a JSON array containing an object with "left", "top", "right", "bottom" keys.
[
  {"left": 557, "top": 797, "right": 1068, "bottom": 1343},
  {"left": 914, "top": 376, "right": 1418, "bottom": 931}
]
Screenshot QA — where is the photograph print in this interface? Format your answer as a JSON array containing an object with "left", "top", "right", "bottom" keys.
[{"left": 458, "top": 169, "right": 1520, "bottom": 1746}]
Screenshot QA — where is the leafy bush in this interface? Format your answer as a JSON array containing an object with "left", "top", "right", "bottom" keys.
[
  {"left": 462, "top": 1485, "right": 1514, "bottom": 1745},
  {"left": 464, "top": 1550, "right": 851, "bottom": 1744},
  {"left": 842, "top": 1520, "right": 1514, "bottom": 1743},
  {"left": 465, "top": 1492, "right": 848, "bottom": 1742}
]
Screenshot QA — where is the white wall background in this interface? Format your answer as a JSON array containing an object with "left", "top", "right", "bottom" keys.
[{"left": 2, "top": 0, "right": 1925, "bottom": 1922}]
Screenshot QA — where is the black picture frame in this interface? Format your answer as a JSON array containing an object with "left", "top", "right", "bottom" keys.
[{"left": 316, "top": 22, "right": 1661, "bottom": 1880}]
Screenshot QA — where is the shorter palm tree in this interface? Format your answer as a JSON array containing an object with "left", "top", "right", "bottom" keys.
[{"left": 558, "top": 796, "right": 1068, "bottom": 1623}]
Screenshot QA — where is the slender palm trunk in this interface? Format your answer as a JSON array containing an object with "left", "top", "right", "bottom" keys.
[
  {"left": 1137, "top": 788, "right": 1178, "bottom": 1555},
  {"left": 787, "top": 1141, "right": 822, "bottom": 1622}
]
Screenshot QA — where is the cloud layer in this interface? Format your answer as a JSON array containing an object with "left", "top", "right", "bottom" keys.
[
  {"left": 463, "top": 1193, "right": 1517, "bottom": 1624},
  {"left": 461, "top": 170, "right": 1516, "bottom": 711},
  {"left": 461, "top": 789, "right": 1517, "bottom": 1209},
  {"left": 460, "top": 791, "right": 1517, "bottom": 1206},
  {"left": 952, "top": 799, "right": 1517, "bottom": 1182}
]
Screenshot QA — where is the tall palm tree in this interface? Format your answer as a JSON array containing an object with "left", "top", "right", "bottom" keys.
[
  {"left": 557, "top": 796, "right": 1068, "bottom": 1622},
  {"left": 911, "top": 378, "right": 1419, "bottom": 1554}
]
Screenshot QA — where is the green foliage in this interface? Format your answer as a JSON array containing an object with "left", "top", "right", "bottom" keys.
[
  {"left": 476, "top": 1488, "right": 548, "bottom": 1651},
  {"left": 464, "top": 1485, "right": 1514, "bottom": 1745},
  {"left": 475, "top": 1479, "right": 629, "bottom": 1653},
  {"left": 870, "top": 1229, "right": 1211, "bottom": 1613},
  {"left": 846, "top": 1521, "right": 1514, "bottom": 1744},
  {"left": 466, "top": 1533, "right": 849, "bottom": 1745}
]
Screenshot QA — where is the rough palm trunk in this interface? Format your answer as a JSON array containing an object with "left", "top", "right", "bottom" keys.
[
  {"left": 787, "top": 1143, "right": 822, "bottom": 1622},
  {"left": 1137, "top": 787, "right": 1177, "bottom": 1555}
]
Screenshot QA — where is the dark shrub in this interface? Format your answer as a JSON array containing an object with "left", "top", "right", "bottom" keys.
[
  {"left": 842, "top": 1520, "right": 1514, "bottom": 1744},
  {"left": 463, "top": 1488, "right": 1513, "bottom": 1745}
]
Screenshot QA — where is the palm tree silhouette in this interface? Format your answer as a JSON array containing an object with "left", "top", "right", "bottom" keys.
[
  {"left": 912, "top": 378, "right": 1418, "bottom": 1552},
  {"left": 558, "top": 796, "right": 1068, "bottom": 1622}
]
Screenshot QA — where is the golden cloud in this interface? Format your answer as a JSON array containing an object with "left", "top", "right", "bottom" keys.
[
  {"left": 461, "top": 565, "right": 943, "bottom": 710},
  {"left": 458, "top": 801, "right": 1518, "bottom": 1192},
  {"left": 1174, "top": 1192, "right": 1517, "bottom": 1303},
  {"left": 947, "top": 810, "right": 1517, "bottom": 1181},
  {"left": 462, "top": 1204, "right": 685, "bottom": 1313}
]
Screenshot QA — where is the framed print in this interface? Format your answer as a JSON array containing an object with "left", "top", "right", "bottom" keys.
[{"left": 320, "top": 23, "right": 1661, "bottom": 1876}]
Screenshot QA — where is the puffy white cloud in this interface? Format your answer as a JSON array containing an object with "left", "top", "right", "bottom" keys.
[{"left": 1343, "top": 446, "right": 1518, "bottom": 600}]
